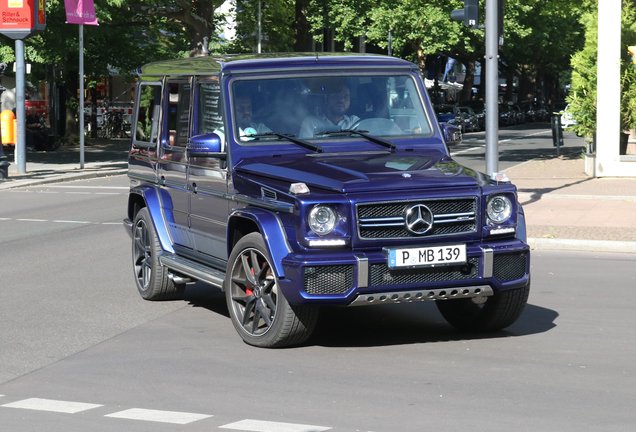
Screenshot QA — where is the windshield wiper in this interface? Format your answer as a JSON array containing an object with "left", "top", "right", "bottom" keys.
[
  {"left": 315, "top": 129, "right": 396, "bottom": 151},
  {"left": 246, "top": 132, "right": 323, "bottom": 153}
]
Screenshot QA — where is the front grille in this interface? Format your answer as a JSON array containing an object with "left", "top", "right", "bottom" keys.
[
  {"left": 357, "top": 198, "right": 477, "bottom": 239},
  {"left": 369, "top": 257, "right": 479, "bottom": 287},
  {"left": 304, "top": 265, "right": 354, "bottom": 295},
  {"left": 493, "top": 252, "right": 528, "bottom": 281}
]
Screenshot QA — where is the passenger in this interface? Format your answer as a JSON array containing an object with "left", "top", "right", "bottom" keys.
[
  {"left": 234, "top": 94, "right": 271, "bottom": 139},
  {"left": 299, "top": 85, "right": 360, "bottom": 138}
]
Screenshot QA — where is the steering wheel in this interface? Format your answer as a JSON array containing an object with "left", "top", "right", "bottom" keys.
[{"left": 351, "top": 118, "right": 404, "bottom": 136}]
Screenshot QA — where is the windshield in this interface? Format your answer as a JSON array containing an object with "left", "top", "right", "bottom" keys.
[{"left": 230, "top": 74, "right": 432, "bottom": 144}]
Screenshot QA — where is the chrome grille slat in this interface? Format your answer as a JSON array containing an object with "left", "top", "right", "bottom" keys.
[{"left": 357, "top": 197, "right": 478, "bottom": 239}]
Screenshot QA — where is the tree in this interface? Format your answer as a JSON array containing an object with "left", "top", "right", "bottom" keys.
[
  {"left": 230, "top": 0, "right": 295, "bottom": 53},
  {"left": 567, "top": 0, "right": 636, "bottom": 140}
]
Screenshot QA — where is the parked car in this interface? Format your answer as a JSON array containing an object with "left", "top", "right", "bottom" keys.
[
  {"left": 509, "top": 104, "right": 525, "bottom": 125},
  {"left": 459, "top": 100, "right": 486, "bottom": 130},
  {"left": 498, "top": 104, "right": 514, "bottom": 126},
  {"left": 560, "top": 104, "right": 577, "bottom": 129},
  {"left": 434, "top": 104, "right": 466, "bottom": 132},
  {"left": 533, "top": 102, "right": 549, "bottom": 121},
  {"left": 457, "top": 106, "right": 481, "bottom": 132},
  {"left": 518, "top": 102, "right": 536, "bottom": 122},
  {"left": 124, "top": 53, "right": 531, "bottom": 348}
]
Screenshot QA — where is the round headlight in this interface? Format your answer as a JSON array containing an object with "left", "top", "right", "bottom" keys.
[
  {"left": 487, "top": 195, "right": 512, "bottom": 223},
  {"left": 308, "top": 205, "right": 337, "bottom": 235}
]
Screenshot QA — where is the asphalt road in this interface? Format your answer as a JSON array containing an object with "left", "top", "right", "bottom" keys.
[
  {"left": 1, "top": 133, "right": 635, "bottom": 431},
  {"left": 450, "top": 122, "right": 584, "bottom": 173}
]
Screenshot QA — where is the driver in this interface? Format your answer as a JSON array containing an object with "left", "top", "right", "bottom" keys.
[
  {"left": 299, "top": 85, "right": 360, "bottom": 138},
  {"left": 235, "top": 94, "right": 271, "bottom": 139}
]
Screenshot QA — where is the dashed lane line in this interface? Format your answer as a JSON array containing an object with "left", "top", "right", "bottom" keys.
[
  {"left": 105, "top": 408, "right": 213, "bottom": 425},
  {"left": 0, "top": 397, "right": 332, "bottom": 430},
  {"left": 2, "top": 218, "right": 121, "bottom": 225},
  {"left": 220, "top": 419, "right": 331, "bottom": 432},
  {"left": 1, "top": 398, "right": 103, "bottom": 414}
]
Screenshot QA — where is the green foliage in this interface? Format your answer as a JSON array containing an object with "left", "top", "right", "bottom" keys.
[
  {"left": 567, "top": 0, "right": 636, "bottom": 138},
  {"left": 229, "top": 0, "right": 295, "bottom": 53}
]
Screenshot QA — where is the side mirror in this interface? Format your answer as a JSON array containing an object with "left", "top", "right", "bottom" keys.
[
  {"left": 187, "top": 133, "right": 225, "bottom": 158},
  {"left": 440, "top": 123, "right": 462, "bottom": 146}
]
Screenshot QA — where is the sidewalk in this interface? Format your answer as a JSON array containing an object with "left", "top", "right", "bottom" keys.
[
  {"left": 0, "top": 138, "right": 129, "bottom": 188},
  {"left": 1, "top": 138, "right": 635, "bottom": 254}
]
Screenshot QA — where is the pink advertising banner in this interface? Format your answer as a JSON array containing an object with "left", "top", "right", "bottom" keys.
[{"left": 64, "top": 0, "right": 98, "bottom": 25}]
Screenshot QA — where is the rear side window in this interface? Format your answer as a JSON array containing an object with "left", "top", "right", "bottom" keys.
[
  {"left": 134, "top": 83, "right": 162, "bottom": 146},
  {"left": 167, "top": 80, "right": 192, "bottom": 147}
]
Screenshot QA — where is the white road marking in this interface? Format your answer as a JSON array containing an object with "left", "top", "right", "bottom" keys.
[
  {"left": 1, "top": 398, "right": 102, "bottom": 414},
  {"left": 105, "top": 408, "right": 212, "bottom": 424},
  {"left": 220, "top": 419, "right": 331, "bottom": 432},
  {"left": 41, "top": 185, "right": 129, "bottom": 190},
  {"left": 1, "top": 218, "right": 120, "bottom": 225}
]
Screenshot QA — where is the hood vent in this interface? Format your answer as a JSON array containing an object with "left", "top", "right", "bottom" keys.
[{"left": 261, "top": 188, "right": 277, "bottom": 200}]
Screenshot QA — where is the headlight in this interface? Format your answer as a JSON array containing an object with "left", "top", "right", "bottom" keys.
[
  {"left": 308, "top": 205, "right": 337, "bottom": 235},
  {"left": 487, "top": 195, "right": 512, "bottom": 223}
]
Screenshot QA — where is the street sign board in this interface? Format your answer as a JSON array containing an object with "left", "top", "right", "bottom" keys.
[{"left": 0, "top": 0, "right": 46, "bottom": 39}]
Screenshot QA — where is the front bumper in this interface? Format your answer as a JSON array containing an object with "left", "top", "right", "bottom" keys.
[{"left": 279, "top": 239, "right": 530, "bottom": 305}]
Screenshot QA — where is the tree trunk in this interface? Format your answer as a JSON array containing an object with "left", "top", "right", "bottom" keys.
[
  {"left": 293, "top": 0, "right": 310, "bottom": 51},
  {"left": 188, "top": 0, "right": 215, "bottom": 57},
  {"left": 65, "top": 74, "right": 79, "bottom": 139},
  {"left": 90, "top": 86, "right": 98, "bottom": 139},
  {"left": 415, "top": 44, "right": 426, "bottom": 76},
  {"left": 460, "top": 59, "right": 475, "bottom": 102}
]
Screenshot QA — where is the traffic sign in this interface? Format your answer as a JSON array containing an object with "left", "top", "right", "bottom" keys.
[{"left": 0, "top": 0, "right": 46, "bottom": 40}]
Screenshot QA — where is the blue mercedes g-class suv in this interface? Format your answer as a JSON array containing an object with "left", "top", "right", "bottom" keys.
[{"left": 124, "top": 54, "right": 530, "bottom": 348}]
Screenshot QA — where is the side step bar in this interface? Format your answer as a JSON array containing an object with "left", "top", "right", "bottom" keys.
[
  {"left": 348, "top": 285, "right": 493, "bottom": 307},
  {"left": 159, "top": 252, "right": 226, "bottom": 289}
]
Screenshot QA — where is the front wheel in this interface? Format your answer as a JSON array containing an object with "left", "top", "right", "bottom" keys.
[
  {"left": 225, "top": 233, "right": 319, "bottom": 348},
  {"left": 436, "top": 280, "right": 530, "bottom": 332}
]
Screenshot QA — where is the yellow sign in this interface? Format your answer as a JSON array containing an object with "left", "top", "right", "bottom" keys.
[
  {"left": 8, "top": 0, "right": 24, "bottom": 7},
  {"left": 629, "top": 46, "right": 636, "bottom": 65}
]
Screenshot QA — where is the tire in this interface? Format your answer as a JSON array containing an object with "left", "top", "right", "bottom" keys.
[
  {"left": 132, "top": 207, "right": 184, "bottom": 301},
  {"left": 225, "top": 233, "right": 319, "bottom": 348},
  {"left": 436, "top": 279, "right": 530, "bottom": 332}
]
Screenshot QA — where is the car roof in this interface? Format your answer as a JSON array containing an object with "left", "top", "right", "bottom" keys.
[{"left": 136, "top": 53, "right": 418, "bottom": 78}]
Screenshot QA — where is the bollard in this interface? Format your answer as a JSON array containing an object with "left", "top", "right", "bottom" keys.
[{"left": 551, "top": 113, "right": 564, "bottom": 156}]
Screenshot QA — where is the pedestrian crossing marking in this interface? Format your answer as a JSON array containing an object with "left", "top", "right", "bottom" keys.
[
  {"left": 1, "top": 398, "right": 102, "bottom": 414},
  {"left": 105, "top": 408, "right": 212, "bottom": 424},
  {"left": 220, "top": 419, "right": 331, "bottom": 432}
]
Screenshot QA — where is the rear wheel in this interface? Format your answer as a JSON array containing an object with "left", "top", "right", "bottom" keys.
[
  {"left": 132, "top": 208, "right": 184, "bottom": 300},
  {"left": 226, "top": 233, "right": 319, "bottom": 348},
  {"left": 436, "top": 280, "right": 530, "bottom": 331}
]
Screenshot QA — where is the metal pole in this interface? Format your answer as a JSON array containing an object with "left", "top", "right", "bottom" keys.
[
  {"left": 485, "top": 0, "right": 499, "bottom": 176},
  {"left": 257, "top": 2, "right": 262, "bottom": 54},
  {"left": 15, "top": 39, "right": 26, "bottom": 174},
  {"left": 79, "top": 24, "right": 85, "bottom": 169},
  {"left": 388, "top": 30, "right": 392, "bottom": 56}
]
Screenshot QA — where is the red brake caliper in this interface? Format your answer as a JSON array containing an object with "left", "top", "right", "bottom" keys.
[{"left": 245, "top": 267, "right": 255, "bottom": 296}]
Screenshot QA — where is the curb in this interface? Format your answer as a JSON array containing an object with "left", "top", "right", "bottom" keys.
[
  {"left": 518, "top": 192, "right": 636, "bottom": 202},
  {"left": 0, "top": 168, "right": 128, "bottom": 190},
  {"left": 527, "top": 237, "right": 636, "bottom": 254}
]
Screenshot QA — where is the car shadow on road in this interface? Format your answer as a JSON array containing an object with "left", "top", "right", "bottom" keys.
[
  {"left": 180, "top": 283, "right": 557, "bottom": 349},
  {"left": 309, "top": 301, "right": 558, "bottom": 348},
  {"left": 182, "top": 282, "right": 229, "bottom": 318}
]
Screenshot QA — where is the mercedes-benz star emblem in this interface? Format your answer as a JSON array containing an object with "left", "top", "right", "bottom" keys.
[{"left": 405, "top": 204, "right": 433, "bottom": 235}]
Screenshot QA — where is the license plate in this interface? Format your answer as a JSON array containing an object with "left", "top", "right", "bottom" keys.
[{"left": 387, "top": 244, "right": 466, "bottom": 268}]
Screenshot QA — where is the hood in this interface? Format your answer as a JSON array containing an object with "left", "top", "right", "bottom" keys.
[{"left": 234, "top": 150, "right": 483, "bottom": 193}]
